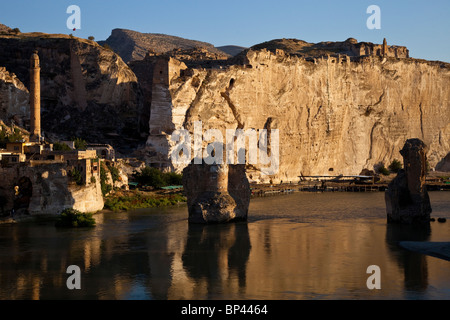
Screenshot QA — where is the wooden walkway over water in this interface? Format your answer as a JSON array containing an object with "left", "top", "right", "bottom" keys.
[{"left": 250, "top": 176, "right": 450, "bottom": 198}]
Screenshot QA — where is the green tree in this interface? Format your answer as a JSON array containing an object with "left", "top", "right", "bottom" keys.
[
  {"left": 88, "top": 36, "right": 95, "bottom": 41},
  {"left": 388, "top": 159, "right": 402, "bottom": 173},
  {"left": 164, "top": 172, "right": 183, "bottom": 185},
  {"left": 69, "top": 168, "right": 83, "bottom": 185},
  {"left": 53, "top": 142, "right": 72, "bottom": 151},
  {"left": 74, "top": 138, "right": 87, "bottom": 150},
  {"left": 100, "top": 163, "right": 112, "bottom": 196},
  {"left": 377, "top": 164, "right": 390, "bottom": 176},
  {"left": 133, "top": 167, "right": 165, "bottom": 188},
  {"left": 133, "top": 167, "right": 183, "bottom": 188}
]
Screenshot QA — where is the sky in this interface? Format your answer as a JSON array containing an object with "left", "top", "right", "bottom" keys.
[{"left": 0, "top": 0, "right": 449, "bottom": 62}]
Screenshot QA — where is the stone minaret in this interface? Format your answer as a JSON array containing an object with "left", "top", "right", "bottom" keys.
[{"left": 29, "top": 50, "right": 41, "bottom": 142}]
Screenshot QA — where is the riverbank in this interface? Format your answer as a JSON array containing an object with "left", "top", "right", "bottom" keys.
[
  {"left": 103, "top": 189, "right": 186, "bottom": 211},
  {"left": 250, "top": 171, "right": 450, "bottom": 197},
  {"left": 1, "top": 171, "right": 448, "bottom": 223}
]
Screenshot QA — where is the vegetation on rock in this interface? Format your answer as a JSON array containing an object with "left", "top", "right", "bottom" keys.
[{"left": 55, "top": 208, "right": 96, "bottom": 227}]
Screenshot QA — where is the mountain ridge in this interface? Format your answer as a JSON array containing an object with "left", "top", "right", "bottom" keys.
[{"left": 99, "top": 28, "right": 231, "bottom": 62}]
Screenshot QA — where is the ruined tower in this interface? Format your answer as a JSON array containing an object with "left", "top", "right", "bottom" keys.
[
  {"left": 29, "top": 50, "right": 41, "bottom": 142},
  {"left": 382, "top": 38, "right": 388, "bottom": 57}
]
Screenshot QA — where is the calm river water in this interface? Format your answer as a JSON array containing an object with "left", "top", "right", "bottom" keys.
[{"left": 0, "top": 191, "right": 449, "bottom": 300}]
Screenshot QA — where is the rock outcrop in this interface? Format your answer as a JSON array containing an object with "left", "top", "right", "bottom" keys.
[
  {"left": 249, "top": 37, "right": 409, "bottom": 59},
  {"left": 0, "top": 23, "right": 12, "bottom": 33},
  {"left": 385, "top": 139, "right": 432, "bottom": 224},
  {"left": 182, "top": 162, "right": 250, "bottom": 223},
  {"left": 0, "top": 67, "right": 29, "bottom": 127},
  {"left": 141, "top": 40, "right": 450, "bottom": 182},
  {"left": 436, "top": 152, "right": 450, "bottom": 172},
  {"left": 0, "top": 32, "right": 145, "bottom": 153}
]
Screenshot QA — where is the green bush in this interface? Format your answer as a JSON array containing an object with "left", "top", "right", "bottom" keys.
[
  {"left": 388, "top": 159, "right": 402, "bottom": 173},
  {"left": 104, "top": 193, "right": 186, "bottom": 211},
  {"left": 55, "top": 208, "right": 96, "bottom": 228},
  {"left": 133, "top": 167, "right": 183, "bottom": 189},
  {"left": 88, "top": 36, "right": 95, "bottom": 41}
]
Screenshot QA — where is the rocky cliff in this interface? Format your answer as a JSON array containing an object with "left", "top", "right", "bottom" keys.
[
  {"left": 143, "top": 42, "right": 450, "bottom": 182},
  {"left": 0, "top": 67, "right": 29, "bottom": 127},
  {"left": 0, "top": 32, "right": 145, "bottom": 153}
]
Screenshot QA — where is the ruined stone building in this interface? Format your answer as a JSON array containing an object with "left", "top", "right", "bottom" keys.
[{"left": 0, "top": 52, "right": 104, "bottom": 216}]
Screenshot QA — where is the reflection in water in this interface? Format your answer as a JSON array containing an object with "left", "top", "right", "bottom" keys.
[
  {"left": 0, "top": 192, "right": 449, "bottom": 300},
  {"left": 385, "top": 223, "right": 431, "bottom": 293},
  {"left": 182, "top": 223, "right": 251, "bottom": 298}
]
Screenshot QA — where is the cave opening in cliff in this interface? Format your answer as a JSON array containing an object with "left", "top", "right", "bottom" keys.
[{"left": 13, "top": 177, "right": 32, "bottom": 214}]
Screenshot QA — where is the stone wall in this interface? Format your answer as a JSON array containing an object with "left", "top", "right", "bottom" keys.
[{"left": 0, "top": 162, "right": 103, "bottom": 216}]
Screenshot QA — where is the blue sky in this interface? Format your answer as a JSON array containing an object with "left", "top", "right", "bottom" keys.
[{"left": 1, "top": 0, "right": 449, "bottom": 62}]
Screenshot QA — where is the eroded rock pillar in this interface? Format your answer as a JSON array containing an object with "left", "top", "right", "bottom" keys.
[{"left": 385, "top": 138, "right": 432, "bottom": 224}]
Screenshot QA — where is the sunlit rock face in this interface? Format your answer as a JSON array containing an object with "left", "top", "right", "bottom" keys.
[
  {"left": 385, "top": 139, "right": 432, "bottom": 224},
  {"left": 143, "top": 47, "right": 450, "bottom": 182}
]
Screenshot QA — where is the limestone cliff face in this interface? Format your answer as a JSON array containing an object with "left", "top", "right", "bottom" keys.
[
  {"left": 0, "top": 33, "right": 144, "bottom": 152},
  {"left": 0, "top": 67, "right": 29, "bottom": 127},
  {"left": 145, "top": 49, "right": 450, "bottom": 182}
]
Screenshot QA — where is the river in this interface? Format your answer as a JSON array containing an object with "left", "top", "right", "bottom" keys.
[{"left": 0, "top": 191, "right": 449, "bottom": 300}]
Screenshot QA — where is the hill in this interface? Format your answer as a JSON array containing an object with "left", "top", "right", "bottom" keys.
[
  {"left": 99, "top": 29, "right": 230, "bottom": 62},
  {"left": 216, "top": 45, "right": 247, "bottom": 56},
  {"left": 0, "top": 23, "right": 12, "bottom": 33}
]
